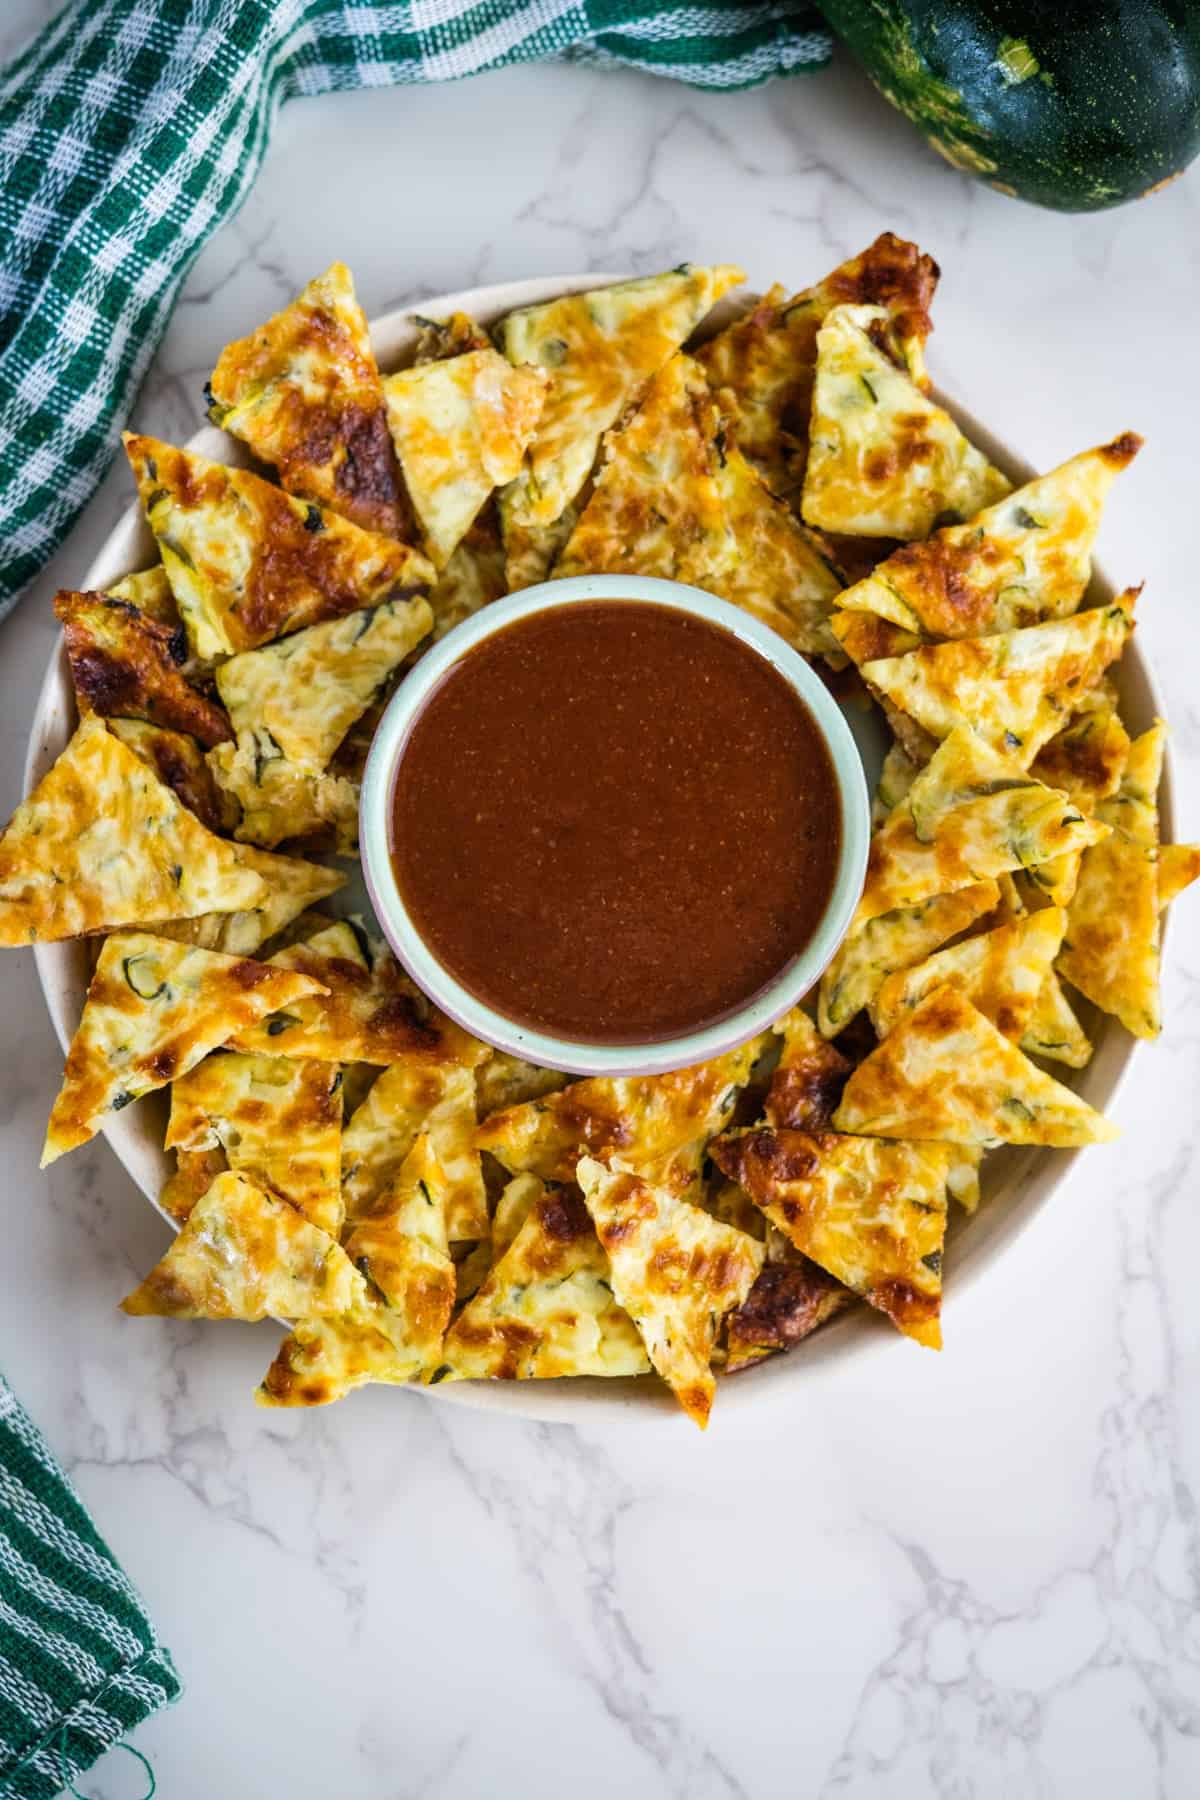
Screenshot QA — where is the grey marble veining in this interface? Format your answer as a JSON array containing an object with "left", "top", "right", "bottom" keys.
[{"left": 2, "top": 8, "right": 1200, "bottom": 1795}]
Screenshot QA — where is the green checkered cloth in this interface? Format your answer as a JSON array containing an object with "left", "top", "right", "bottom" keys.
[
  {"left": 0, "top": 1373, "right": 179, "bottom": 1800},
  {"left": 0, "top": 0, "right": 831, "bottom": 621}
]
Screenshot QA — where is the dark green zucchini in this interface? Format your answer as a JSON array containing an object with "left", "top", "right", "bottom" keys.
[{"left": 819, "top": 0, "right": 1200, "bottom": 210}]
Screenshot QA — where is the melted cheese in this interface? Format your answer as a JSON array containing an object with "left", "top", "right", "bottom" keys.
[
  {"left": 0, "top": 716, "right": 266, "bottom": 946},
  {"left": 498, "top": 263, "right": 743, "bottom": 529},
  {"left": 764, "top": 1006, "right": 851, "bottom": 1131},
  {"left": 384, "top": 349, "right": 547, "bottom": 567},
  {"left": 802, "top": 304, "right": 1009, "bottom": 538},
  {"left": 341, "top": 1133, "right": 456, "bottom": 1374},
  {"left": 708, "top": 446, "right": 844, "bottom": 659},
  {"left": 124, "top": 433, "right": 433, "bottom": 660},
  {"left": 208, "top": 729, "right": 360, "bottom": 851},
  {"left": 341, "top": 1060, "right": 485, "bottom": 1241},
  {"left": 871, "top": 907, "right": 1066, "bottom": 1042},
  {"left": 106, "top": 718, "right": 236, "bottom": 836},
  {"left": 42, "top": 933, "right": 324, "bottom": 1164},
  {"left": 710, "top": 1127, "right": 951, "bottom": 1347},
  {"left": 834, "top": 987, "right": 1118, "bottom": 1147},
  {"left": 55, "top": 590, "right": 231, "bottom": 747},
  {"left": 121, "top": 1170, "right": 364, "bottom": 1320},
  {"left": 166, "top": 1052, "right": 343, "bottom": 1236},
  {"left": 577, "top": 1158, "right": 763, "bottom": 1427},
  {"left": 817, "top": 883, "right": 1000, "bottom": 1035},
  {"left": 150, "top": 844, "right": 345, "bottom": 956}
]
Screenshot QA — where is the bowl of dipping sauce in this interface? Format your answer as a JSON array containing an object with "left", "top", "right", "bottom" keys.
[{"left": 360, "top": 574, "right": 870, "bottom": 1077}]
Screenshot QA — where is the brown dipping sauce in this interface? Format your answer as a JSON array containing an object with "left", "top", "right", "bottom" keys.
[{"left": 390, "top": 602, "right": 841, "bottom": 1045}]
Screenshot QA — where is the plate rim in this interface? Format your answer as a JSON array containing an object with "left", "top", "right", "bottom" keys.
[{"left": 22, "top": 270, "right": 1171, "bottom": 1424}]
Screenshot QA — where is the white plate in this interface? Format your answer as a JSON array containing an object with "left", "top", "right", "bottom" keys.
[{"left": 24, "top": 274, "right": 1171, "bottom": 1422}]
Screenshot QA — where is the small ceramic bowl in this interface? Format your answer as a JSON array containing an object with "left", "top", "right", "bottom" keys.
[{"left": 360, "top": 572, "right": 871, "bottom": 1076}]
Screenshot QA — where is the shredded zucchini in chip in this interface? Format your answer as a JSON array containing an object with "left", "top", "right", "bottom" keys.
[
  {"left": 870, "top": 907, "right": 1067, "bottom": 1043},
  {"left": 125, "top": 433, "right": 434, "bottom": 660},
  {"left": 802, "top": 304, "right": 1010, "bottom": 539},
  {"left": 106, "top": 718, "right": 237, "bottom": 836},
  {"left": 208, "top": 728, "right": 361, "bottom": 852},
  {"left": 42, "top": 933, "right": 325, "bottom": 1165},
  {"left": 577, "top": 1158, "right": 763, "bottom": 1428},
  {"left": 0, "top": 716, "right": 266, "bottom": 946},
  {"left": 710, "top": 1127, "right": 952, "bottom": 1348},
  {"left": 833, "top": 434, "right": 1142, "bottom": 646},
  {"left": 150, "top": 844, "right": 344, "bottom": 957},
  {"left": 818, "top": 881, "right": 999, "bottom": 1036},
  {"left": 707, "top": 446, "right": 844, "bottom": 660},
  {"left": 207, "top": 261, "right": 413, "bottom": 539},
  {"left": 341, "top": 1059, "right": 485, "bottom": 1241},
  {"left": 383, "top": 348, "right": 547, "bottom": 567},
  {"left": 166, "top": 1052, "right": 343, "bottom": 1236},
  {"left": 498, "top": 263, "right": 743, "bottom": 530},
  {"left": 122, "top": 1170, "right": 364, "bottom": 1321},
  {"left": 834, "top": 987, "right": 1118, "bottom": 1147}
]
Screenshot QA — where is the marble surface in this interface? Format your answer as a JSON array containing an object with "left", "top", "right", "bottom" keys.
[{"left": 4, "top": 9, "right": 1200, "bottom": 1796}]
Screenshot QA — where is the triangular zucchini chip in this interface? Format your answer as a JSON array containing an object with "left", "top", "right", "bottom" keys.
[
  {"left": 259, "top": 1310, "right": 418, "bottom": 1407},
  {"left": 694, "top": 234, "right": 938, "bottom": 496},
  {"left": 475, "top": 1052, "right": 570, "bottom": 1119},
  {"left": 817, "top": 882, "right": 1000, "bottom": 1035},
  {"left": 207, "top": 261, "right": 413, "bottom": 539},
  {"left": 989, "top": 876, "right": 1092, "bottom": 1069},
  {"left": 121, "top": 1170, "right": 364, "bottom": 1321},
  {"left": 166, "top": 1052, "right": 342, "bottom": 1236},
  {"left": 207, "top": 729, "right": 360, "bottom": 852},
  {"left": 476, "top": 1036, "right": 768, "bottom": 1183},
  {"left": 724, "top": 1245, "right": 851, "bottom": 1373},
  {"left": 554, "top": 354, "right": 738, "bottom": 586},
  {"left": 577, "top": 1158, "right": 763, "bottom": 1428},
  {"left": 342, "top": 1134, "right": 457, "bottom": 1373},
  {"left": 436, "top": 1183, "right": 649, "bottom": 1383},
  {"left": 426, "top": 507, "right": 506, "bottom": 639},
  {"left": 228, "top": 920, "right": 486, "bottom": 1068},
  {"left": 833, "top": 987, "right": 1118, "bottom": 1147},
  {"left": 870, "top": 906, "right": 1067, "bottom": 1043},
  {"left": 215, "top": 595, "right": 432, "bottom": 771},
  {"left": 124, "top": 434, "right": 434, "bottom": 660},
  {"left": 711, "top": 1128, "right": 952, "bottom": 1347},
  {"left": 43, "top": 932, "right": 326, "bottom": 1164},
  {"left": 707, "top": 447, "right": 844, "bottom": 659},
  {"left": 55, "top": 590, "right": 232, "bottom": 747},
  {"left": 150, "top": 844, "right": 345, "bottom": 957},
  {"left": 106, "top": 718, "right": 236, "bottom": 835},
  {"left": 832, "top": 435, "right": 1142, "bottom": 646},
  {"left": 383, "top": 349, "right": 547, "bottom": 568},
  {"left": 1159, "top": 844, "right": 1200, "bottom": 911},
  {"left": 863, "top": 594, "right": 1135, "bottom": 764},
  {"left": 341, "top": 1060, "right": 485, "bottom": 1241},
  {"left": 764, "top": 1007, "right": 852, "bottom": 1130},
  {"left": 1031, "top": 687, "right": 1131, "bottom": 811},
  {"left": 853, "top": 726, "right": 1108, "bottom": 930},
  {"left": 497, "top": 262, "right": 743, "bottom": 530},
  {"left": 1059, "top": 724, "right": 1168, "bottom": 1038},
  {"left": 0, "top": 716, "right": 266, "bottom": 946},
  {"left": 802, "top": 304, "right": 1010, "bottom": 539}
]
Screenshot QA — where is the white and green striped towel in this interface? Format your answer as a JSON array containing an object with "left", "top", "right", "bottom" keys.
[
  {"left": 0, "top": 1374, "right": 179, "bottom": 1800},
  {"left": 0, "top": 0, "right": 831, "bottom": 622}
]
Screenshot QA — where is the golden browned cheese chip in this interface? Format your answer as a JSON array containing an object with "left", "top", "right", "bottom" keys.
[
  {"left": 476, "top": 1035, "right": 768, "bottom": 1184},
  {"left": 166, "top": 1052, "right": 343, "bottom": 1236},
  {"left": 801, "top": 304, "right": 1010, "bottom": 540},
  {"left": 497, "top": 263, "right": 744, "bottom": 531},
  {"left": 862, "top": 595, "right": 1136, "bottom": 765},
  {"left": 764, "top": 1007, "right": 851, "bottom": 1130},
  {"left": 436, "top": 1183, "right": 649, "bottom": 1383},
  {"left": 150, "top": 845, "right": 344, "bottom": 957},
  {"left": 817, "top": 881, "right": 999, "bottom": 1036},
  {"left": 342, "top": 1133, "right": 457, "bottom": 1373},
  {"left": 499, "top": 496, "right": 583, "bottom": 593},
  {"left": 832, "top": 434, "right": 1142, "bottom": 645},
  {"left": 725, "top": 1247, "right": 850, "bottom": 1373},
  {"left": 122, "top": 1170, "right": 364, "bottom": 1321},
  {"left": 0, "top": 716, "right": 266, "bottom": 946},
  {"left": 208, "top": 261, "right": 413, "bottom": 539},
  {"left": 108, "top": 564, "right": 179, "bottom": 624},
  {"left": 106, "top": 718, "right": 236, "bottom": 836},
  {"left": 425, "top": 506, "right": 507, "bottom": 641},
  {"left": 1030, "top": 689, "right": 1131, "bottom": 811},
  {"left": 124, "top": 434, "right": 434, "bottom": 660},
  {"left": 851, "top": 726, "right": 1108, "bottom": 932},
  {"left": 871, "top": 907, "right": 1067, "bottom": 1044},
  {"left": 707, "top": 447, "right": 844, "bottom": 660},
  {"left": 55, "top": 591, "right": 232, "bottom": 747},
  {"left": 207, "top": 730, "right": 361, "bottom": 852},
  {"left": 577, "top": 1158, "right": 764, "bottom": 1427},
  {"left": 694, "top": 234, "right": 938, "bottom": 497},
  {"left": 1159, "top": 844, "right": 1200, "bottom": 911},
  {"left": 383, "top": 349, "right": 547, "bottom": 568},
  {"left": 159, "top": 1145, "right": 227, "bottom": 1224},
  {"left": 710, "top": 1127, "right": 948, "bottom": 1348},
  {"left": 341, "top": 1059, "right": 485, "bottom": 1241},
  {"left": 490, "top": 1172, "right": 548, "bottom": 1260},
  {"left": 259, "top": 1310, "right": 414, "bottom": 1406},
  {"left": 228, "top": 920, "right": 487, "bottom": 1069},
  {"left": 834, "top": 986, "right": 1118, "bottom": 1147},
  {"left": 475, "top": 1052, "right": 570, "bottom": 1119},
  {"left": 42, "top": 933, "right": 326, "bottom": 1164},
  {"left": 554, "top": 354, "right": 738, "bottom": 586}
]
